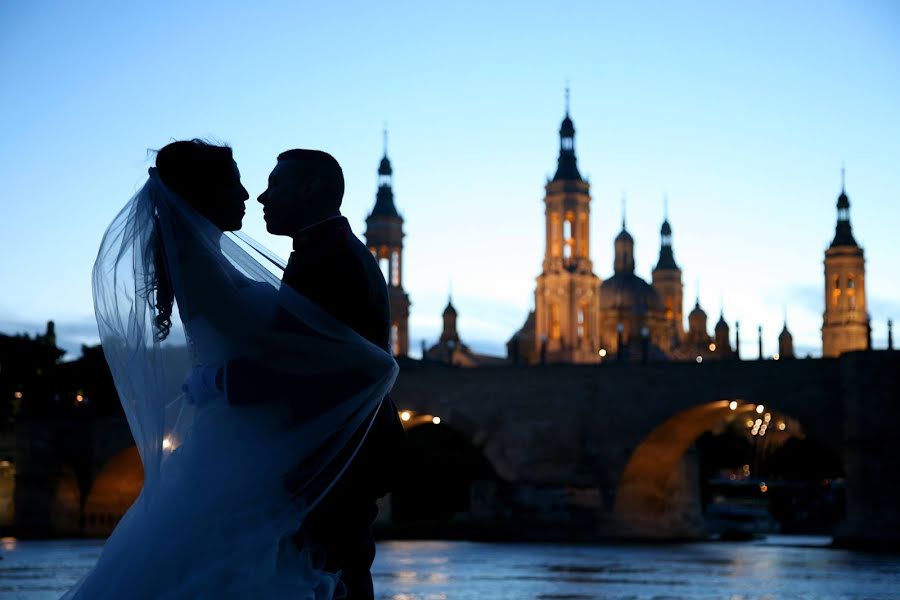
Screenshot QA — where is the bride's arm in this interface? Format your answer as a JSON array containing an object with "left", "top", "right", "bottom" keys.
[{"left": 224, "top": 357, "right": 376, "bottom": 416}]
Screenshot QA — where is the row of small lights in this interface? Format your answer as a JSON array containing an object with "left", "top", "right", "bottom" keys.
[
  {"left": 598, "top": 344, "right": 721, "bottom": 361},
  {"left": 729, "top": 401, "right": 786, "bottom": 494},
  {"left": 11, "top": 390, "right": 87, "bottom": 404},
  {"left": 399, "top": 410, "right": 441, "bottom": 426},
  {"left": 599, "top": 343, "right": 783, "bottom": 364},
  {"left": 729, "top": 464, "right": 770, "bottom": 493},
  {"left": 158, "top": 409, "right": 445, "bottom": 456},
  {"left": 727, "top": 400, "right": 787, "bottom": 434}
]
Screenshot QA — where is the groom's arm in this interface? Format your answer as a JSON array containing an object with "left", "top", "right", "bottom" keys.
[{"left": 223, "top": 357, "right": 374, "bottom": 413}]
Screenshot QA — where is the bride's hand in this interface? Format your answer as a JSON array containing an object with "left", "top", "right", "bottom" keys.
[{"left": 182, "top": 363, "right": 224, "bottom": 407}]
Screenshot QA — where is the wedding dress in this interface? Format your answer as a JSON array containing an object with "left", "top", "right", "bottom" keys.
[{"left": 63, "top": 170, "right": 398, "bottom": 599}]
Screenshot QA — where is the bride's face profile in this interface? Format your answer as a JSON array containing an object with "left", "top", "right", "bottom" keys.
[
  {"left": 211, "top": 161, "right": 250, "bottom": 232},
  {"left": 156, "top": 140, "right": 250, "bottom": 232}
]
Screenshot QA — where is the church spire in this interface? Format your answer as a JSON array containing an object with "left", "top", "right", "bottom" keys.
[
  {"left": 655, "top": 194, "right": 679, "bottom": 271},
  {"left": 779, "top": 313, "right": 795, "bottom": 359},
  {"left": 822, "top": 164, "right": 868, "bottom": 358},
  {"left": 553, "top": 85, "right": 582, "bottom": 182},
  {"left": 831, "top": 164, "right": 857, "bottom": 248},
  {"left": 365, "top": 127, "right": 410, "bottom": 356},
  {"left": 614, "top": 192, "right": 635, "bottom": 274},
  {"left": 372, "top": 127, "right": 399, "bottom": 217}
]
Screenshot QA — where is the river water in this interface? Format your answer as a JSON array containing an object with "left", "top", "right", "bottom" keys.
[{"left": 0, "top": 535, "right": 897, "bottom": 599}]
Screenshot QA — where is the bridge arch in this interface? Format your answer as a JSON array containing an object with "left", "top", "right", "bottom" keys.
[
  {"left": 614, "top": 399, "right": 825, "bottom": 538},
  {"left": 84, "top": 445, "right": 143, "bottom": 536},
  {"left": 392, "top": 419, "right": 500, "bottom": 528}
]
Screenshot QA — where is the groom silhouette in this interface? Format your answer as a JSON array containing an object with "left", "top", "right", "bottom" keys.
[{"left": 256, "top": 149, "right": 405, "bottom": 598}]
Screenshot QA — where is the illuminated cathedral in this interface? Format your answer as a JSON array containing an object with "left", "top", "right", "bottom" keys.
[
  {"left": 365, "top": 99, "right": 877, "bottom": 365},
  {"left": 501, "top": 97, "right": 731, "bottom": 365},
  {"left": 504, "top": 97, "right": 873, "bottom": 365}
]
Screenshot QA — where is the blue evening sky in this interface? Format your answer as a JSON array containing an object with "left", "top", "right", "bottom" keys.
[{"left": 1, "top": 0, "right": 898, "bottom": 359}]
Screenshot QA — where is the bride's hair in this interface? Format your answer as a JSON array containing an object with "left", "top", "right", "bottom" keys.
[{"left": 150, "top": 139, "right": 234, "bottom": 340}]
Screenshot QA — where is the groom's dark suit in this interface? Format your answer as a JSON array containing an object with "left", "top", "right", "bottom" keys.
[{"left": 283, "top": 216, "right": 406, "bottom": 599}]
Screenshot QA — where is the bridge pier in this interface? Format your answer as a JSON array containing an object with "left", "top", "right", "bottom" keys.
[
  {"left": 834, "top": 351, "right": 900, "bottom": 550},
  {"left": 612, "top": 447, "right": 706, "bottom": 540}
]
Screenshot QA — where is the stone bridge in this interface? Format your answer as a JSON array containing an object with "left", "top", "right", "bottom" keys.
[
  {"left": 390, "top": 350, "right": 899, "bottom": 546},
  {"left": 11, "top": 351, "right": 899, "bottom": 547}
]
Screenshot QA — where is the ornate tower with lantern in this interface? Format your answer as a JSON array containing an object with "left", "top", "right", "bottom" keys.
[
  {"left": 714, "top": 310, "right": 733, "bottom": 358},
  {"left": 651, "top": 203, "right": 685, "bottom": 353},
  {"left": 779, "top": 320, "right": 795, "bottom": 359},
  {"left": 533, "top": 90, "right": 601, "bottom": 363},
  {"left": 365, "top": 131, "right": 411, "bottom": 356},
  {"left": 822, "top": 169, "right": 868, "bottom": 357}
]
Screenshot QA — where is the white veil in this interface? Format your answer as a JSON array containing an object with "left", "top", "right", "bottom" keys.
[{"left": 71, "top": 170, "right": 398, "bottom": 599}]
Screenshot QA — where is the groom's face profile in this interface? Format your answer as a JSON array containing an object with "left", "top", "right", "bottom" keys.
[{"left": 258, "top": 160, "right": 319, "bottom": 235}]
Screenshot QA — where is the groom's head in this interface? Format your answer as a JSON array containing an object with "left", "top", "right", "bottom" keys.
[{"left": 258, "top": 149, "right": 344, "bottom": 236}]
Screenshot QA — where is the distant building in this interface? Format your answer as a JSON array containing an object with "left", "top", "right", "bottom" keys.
[
  {"left": 507, "top": 97, "right": 738, "bottom": 364},
  {"left": 822, "top": 170, "right": 868, "bottom": 357},
  {"left": 426, "top": 297, "right": 508, "bottom": 367},
  {"left": 370, "top": 101, "right": 879, "bottom": 364},
  {"left": 779, "top": 321, "right": 795, "bottom": 359},
  {"left": 525, "top": 95, "right": 602, "bottom": 365},
  {"left": 365, "top": 132, "right": 411, "bottom": 357}
]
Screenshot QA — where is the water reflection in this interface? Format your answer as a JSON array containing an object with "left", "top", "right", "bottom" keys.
[{"left": 2, "top": 536, "right": 899, "bottom": 600}]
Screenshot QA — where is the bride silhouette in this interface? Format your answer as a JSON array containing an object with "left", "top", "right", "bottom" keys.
[{"left": 64, "top": 140, "right": 398, "bottom": 599}]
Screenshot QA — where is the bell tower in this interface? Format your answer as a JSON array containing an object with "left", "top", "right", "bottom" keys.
[
  {"left": 533, "top": 88, "right": 601, "bottom": 363},
  {"left": 822, "top": 168, "right": 868, "bottom": 357},
  {"left": 651, "top": 198, "right": 684, "bottom": 354},
  {"left": 365, "top": 129, "right": 411, "bottom": 356}
]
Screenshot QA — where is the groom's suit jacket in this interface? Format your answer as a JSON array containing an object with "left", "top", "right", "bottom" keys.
[
  {"left": 224, "top": 216, "right": 406, "bottom": 498},
  {"left": 280, "top": 216, "right": 406, "bottom": 499}
]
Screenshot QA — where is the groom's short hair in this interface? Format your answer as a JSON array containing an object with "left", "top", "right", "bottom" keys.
[{"left": 277, "top": 149, "right": 344, "bottom": 209}]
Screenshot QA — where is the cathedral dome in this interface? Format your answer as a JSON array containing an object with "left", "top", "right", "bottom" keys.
[
  {"left": 599, "top": 273, "right": 663, "bottom": 315},
  {"left": 688, "top": 300, "right": 708, "bottom": 333},
  {"left": 715, "top": 313, "right": 729, "bottom": 332},
  {"left": 615, "top": 228, "right": 634, "bottom": 244},
  {"left": 779, "top": 324, "right": 792, "bottom": 342},
  {"left": 443, "top": 299, "right": 457, "bottom": 317},
  {"left": 689, "top": 301, "right": 706, "bottom": 321}
]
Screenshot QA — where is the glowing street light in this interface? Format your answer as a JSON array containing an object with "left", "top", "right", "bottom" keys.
[
  {"left": 13, "top": 392, "right": 22, "bottom": 399},
  {"left": 400, "top": 411, "right": 411, "bottom": 422},
  {"left": 709, "top": 343, "right": 717, "bottom": 351},
  {"left": 598, "top": 349, "right": 607, "bottom": 358},
  {"left": 756, "top": 404, "right": 765, "bottom": 414},
  {"left": 729, "top": 400, "right": 738, "bottom": 410},
  {"left": 696, "top": 356, "right": 703, "bottom": 363},
  {"left": 432, "top": 416, "right": 441, "bottom": 425}
]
